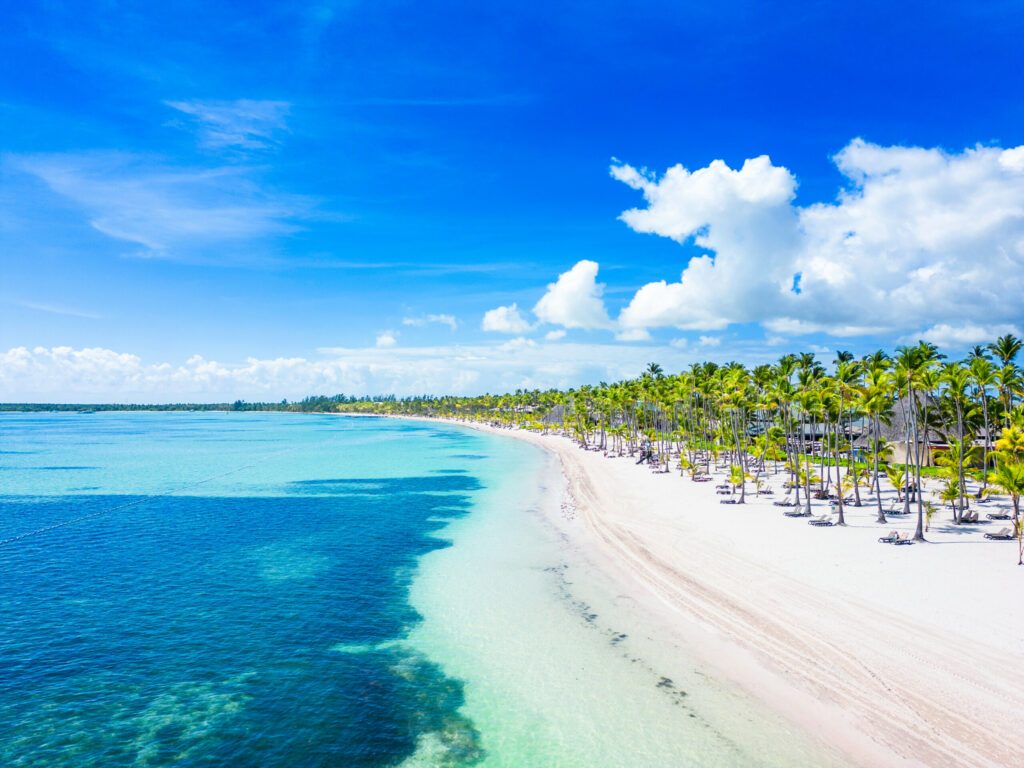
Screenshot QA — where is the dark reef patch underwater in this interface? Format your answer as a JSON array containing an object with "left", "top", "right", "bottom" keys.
[{"left": 0, "top": 412, "right": 491, "bottom": 767}]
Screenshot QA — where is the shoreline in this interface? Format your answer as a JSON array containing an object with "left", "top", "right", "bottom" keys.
[{"left": 385, "top": 415, "right": 1024, "bottom": 768}]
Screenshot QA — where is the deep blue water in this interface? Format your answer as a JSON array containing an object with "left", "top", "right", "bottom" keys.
[{"left": 0, "top": 412, "right": 497, "bottom": 767}]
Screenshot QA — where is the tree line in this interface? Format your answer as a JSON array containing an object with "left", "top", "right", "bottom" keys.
[{"left": 340, "top": 335, "right": 1024, "bottom": 559}]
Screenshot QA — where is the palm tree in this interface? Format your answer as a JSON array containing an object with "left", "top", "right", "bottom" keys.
[
  {"left": 987, "top": 459, "right": 1024, "bottom": 565},
  {"left": 969, "top": 356, "right": 997, "bottom": 493},
  {"left": 885, "top": 465, "right": 907, "bottom": 502},
  {"left": 861, "top": 364, "right": 894, "bottom": 523},
  {"left": 646, "top": 362, "right": 665, "bottom": 379},
  {"left": 988, "top": 333, "right": 1022, "bottom": 368},
  {"left": 729, "top": 464, "right": 749, "bottom": 499},
  {"left": 939, "top": 362, "right": 973, "bottom": 523}
]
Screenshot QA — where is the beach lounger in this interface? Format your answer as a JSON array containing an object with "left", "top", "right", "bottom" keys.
[
  {"left": 784, "top": 508, "right": 811, "bottom": 518},
  {"left": 715, "top": 488, "right": 732, "bottom": 495},
  {"left": 757, "top": 488, "right": 774, "bottom": 495},
  {"left": 893, "top": 532, "right": 913, "bottom": 545},
  {"left": 878, "top": 530, "right": 900, "bottom": 543},
  {"left": 984, "top": 528, "right": 1015, "bottom": 540},
  {"left": 808, "top": 515, "right": 834, "bottom": 527},
  {"left": 985, "top": 511, "right": 1011, "bottom": 520},
  {"left": 720, "top": 499, "right": 738, "bottom": 505}
]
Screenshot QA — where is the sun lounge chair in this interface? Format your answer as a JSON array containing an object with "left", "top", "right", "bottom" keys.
[
  {"left": 892, "top": 532, "right": 913, "bottom": 545},
  {"left": 887, "top": 502, "right": 909, "bottom": 516},
  {"left": 757, "top": 488, "right": 774, "bottom": 495},
  {"left": 961, "top": 510, "right": 979, "bottom": 523},
  {"left": 986, "top": 511, "right": 1011, "bottom": 520},
  {"left": 808, "top": 515, "right": 834, "bottom": 527},
  {"left": 720, "top": 499, "right": 738, "bottom": 505},
  {"left": 784, "top": 508, "right": 811, "bottom": 518},
  {"left": 773, "top": 497, "right": 795, "bottom": 507},
  {"left": 984, "top": 528, "right": 1015, "bottom": 540},
  {"left": 878, "top": 530, "right": 900, "bottom": 543},
  {"left": 715, "top": 488, "right": 732, "bottom": 495}
]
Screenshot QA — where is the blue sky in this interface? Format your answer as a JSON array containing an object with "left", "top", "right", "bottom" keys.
[{"left": 2, "top": 1, "right": 1023, "bottom": 400}]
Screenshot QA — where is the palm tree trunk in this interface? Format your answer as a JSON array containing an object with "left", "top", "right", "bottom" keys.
[
  {"left": 980, "top": 390, "right": 991, "bottom": 495},
  {"left": 873, "top": 415, "right": 886, "bottom": 523},
  {"left": 835, "top": 396, "right": 845, "bottom": 525},
  {"left": 911, "top": 388, "right": 926, "bottom": 541}
]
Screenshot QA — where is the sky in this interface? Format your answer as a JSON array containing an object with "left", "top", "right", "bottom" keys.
[{"left": 2, "top": 0, "right": 1023, "bottom": 401}]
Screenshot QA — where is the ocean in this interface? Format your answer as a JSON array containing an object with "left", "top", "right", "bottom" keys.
[{"left": 0, "top": 412, "right": 840, "bottom": 767}]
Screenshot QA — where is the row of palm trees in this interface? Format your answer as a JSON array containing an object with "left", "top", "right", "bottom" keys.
[{"left": 341, "top": 335, "right": 1024, "bottom": 562}]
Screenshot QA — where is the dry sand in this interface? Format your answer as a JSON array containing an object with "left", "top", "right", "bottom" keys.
[{"left": 439, "top": 419, "right": 1024, "bottom": 768}]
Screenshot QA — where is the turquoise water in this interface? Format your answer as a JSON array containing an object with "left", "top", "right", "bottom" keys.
[
  {"left": 0, "top": 412, "right": 843, "bottom": 767},
  {"left": 0, "top": 412, "right": 514, "bottom": 766}
]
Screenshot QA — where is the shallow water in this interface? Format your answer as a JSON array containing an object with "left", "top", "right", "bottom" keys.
[{"left": 0, "top": 413, "right": 842, "bottom": 766}]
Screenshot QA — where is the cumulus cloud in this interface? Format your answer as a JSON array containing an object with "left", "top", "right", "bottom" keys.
[
  {"left": 613, "top": 139, "right": 1024, "bottom": 340},
  {"left": 544, "top": 329, "right": 567, "bottom": 341},
  {"left": 165, "top": 99, "right": 291, "bottom": 151},
  {"left": 532, "top": 260, "right": 613, "bottom": 329},
  {"left": 402, "top": 313, "right": 458, "bottom": 331},
  {"left": 481, "top": 303, "right": 532, "bottom": 333},
  {"left": 912, "top": 322, "right": 1022, "bottom": 347},
  {"left": 614, "top": 155, "right": 798, "bottom": 332},
  {"left": 375, "top": 331, "right": 398, "bottom": 348}
]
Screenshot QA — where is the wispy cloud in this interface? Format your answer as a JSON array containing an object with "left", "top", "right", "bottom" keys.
[
  {"left": 7, "top": 151, "right": 315, "bottom": 258},
  {"left": 18, "top": 301, "right": 102, "bottom": 319},
  {"left": 402, "top": 313, "right": 458, "bottom": 331},
  {"left": 164, "top": 99, "right": 291, "bottom": 151}
]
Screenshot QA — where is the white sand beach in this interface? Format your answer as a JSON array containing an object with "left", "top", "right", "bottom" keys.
[{"left": 443, "top": 420, "right": 1024, "bottom": 768}]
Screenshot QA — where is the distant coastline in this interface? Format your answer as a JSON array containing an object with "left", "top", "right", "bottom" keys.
[{"left": 0, "top": 396, "right": 363, "bottom": 413}]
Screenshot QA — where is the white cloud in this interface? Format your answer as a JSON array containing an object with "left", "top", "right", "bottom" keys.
[
  {"left": 544, "top": 329, "right": 567, "bottom": 341},
  {"left": 613, "top": 140, "right": 1024, "bottom": 340},
  {"left": 402, "top": 313, "right": 458, "bottom": 331},
  {"left": 165, "top": 99, "right": 291, "bottom": 151},
  {"left": 375, "top": 331, "right": 398, "bottom": 348},
  {"left": 498, "top": 337, "right": 537, "bottom": 352},
  {"left": 0, "top": 342, "right": 716, "bottom": 402},
  {"left": 481, "top": 303, "right": 532, "bottom": 333},
  {"left": 615, "top": 328, "right": 651, "bottom": 341},
  {"left": 697, "top": 335, "right": 721, "bottom": 347},
  {"left": 762, "top": 318, "right": 887, "bottom": 337},
  {"left": 6, "top": 151, "right": 312, "bottom": 258},
  {"left": 911, "top": 322, "right": 1022, "bottom": 348},
  {"left": 669, "top": 337, "right": 688, "bottom": 349},
  {"left": 532, "top": 260, "right": 613, "bottom": 329}
]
